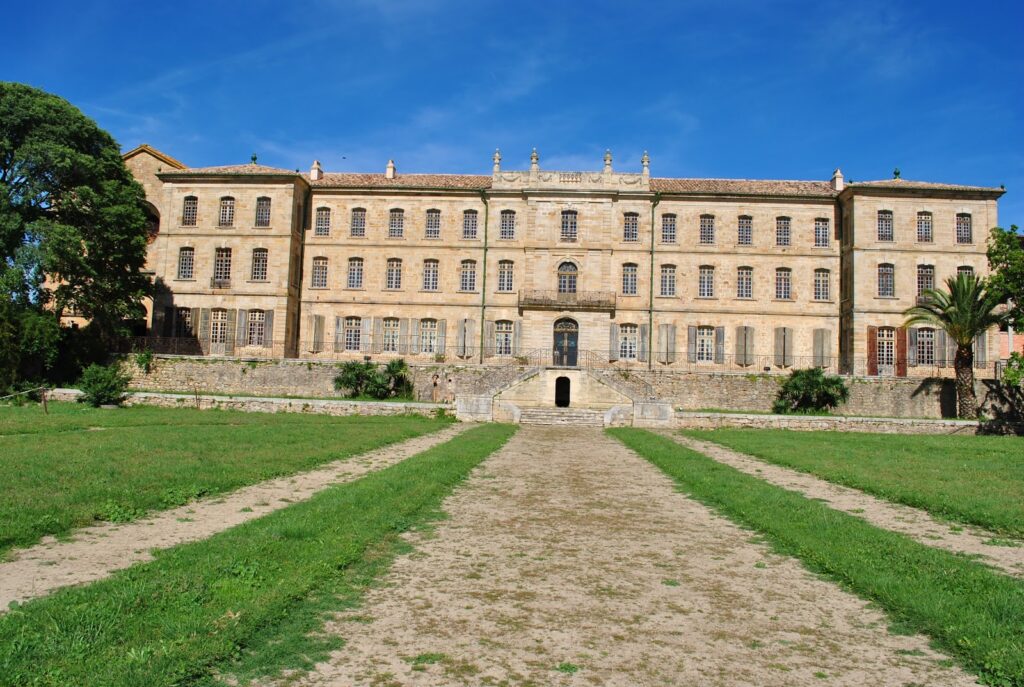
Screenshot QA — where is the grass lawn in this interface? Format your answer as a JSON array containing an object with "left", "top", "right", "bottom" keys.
[
  {"left": 611, "top": 429, "right": 1024, "bottom": 687},
  {"left": 0, "top": 402, "right": 452, "bottom": 555},
  {"left": 684, "top": 429, "right": 1024, "bottom": 537},
  {"left": 0, "top": 423, "right": 516, "bottom": 687}
]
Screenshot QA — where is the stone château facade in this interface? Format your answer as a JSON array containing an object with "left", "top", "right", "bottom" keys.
[{"left": 123, "top": 144, "right": 1003, "bottom": 379}]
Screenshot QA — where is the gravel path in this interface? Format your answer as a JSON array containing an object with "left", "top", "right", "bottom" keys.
[
  {"left": 283, "top": 426, "right": 972, "bottom": 687},
  {"left": 667, "top": 433, "right": 1024, "bottom": 577},
  {"left": 0, "top": 422, "right": 470, "bottom": 611}
]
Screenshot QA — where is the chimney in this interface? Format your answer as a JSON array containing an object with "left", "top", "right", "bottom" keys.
[
  {"left": 831, "top": 168, "right": 844, "bottom": 192},
  {"left": 492, "top": 148, "right": 502, "bottom": 175},
  {"left": 310, "top": 160, "right": 323, "bottom": 181},
  {"left": 385, "top": 159, "right": 396, "bottom": 179},
  {"left": 603, "top": 149, "right": 613, "bottom": 174},
  {"left": 641, "top": 151, "right": 650, "bottom": 180}
]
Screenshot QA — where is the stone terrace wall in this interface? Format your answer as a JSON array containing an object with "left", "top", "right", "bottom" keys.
[{"left": 675, "top": 411, "right": 982, "bottom": 435}]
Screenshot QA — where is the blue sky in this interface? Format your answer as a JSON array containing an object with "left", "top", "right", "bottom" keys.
[{"left": 7, "top": 0, "right": 1023, "bottom": 225}]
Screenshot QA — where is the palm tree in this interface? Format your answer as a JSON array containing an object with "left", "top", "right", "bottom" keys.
[{"left": 903, "top": 273, "right": 1006, "bottom": 418}]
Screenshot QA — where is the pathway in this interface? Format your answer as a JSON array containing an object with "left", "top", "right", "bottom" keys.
[
  {"left": 0, "top": 422, "right": 470, "bottom": 611},
  {"left": 285, "top": 426, "right": 972, "bottom": 687}
]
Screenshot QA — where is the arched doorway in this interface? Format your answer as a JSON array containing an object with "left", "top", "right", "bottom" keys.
[
  {"left": 553, "top": 318, "right": 578, "bottom": 367},
  {"left": 555, "top": 376, "right": 571, "bottom": 407}
]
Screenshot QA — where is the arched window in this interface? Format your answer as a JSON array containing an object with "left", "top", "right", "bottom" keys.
[
  {"left": 737, "top": 215, "right": 752, "bottom": 245},
  {"left": 557, "top": 261, "right": 578, "bottom": 293},
  {"left": 814, "top": 268, "right": 830, "bottom": 301},
  {"left": 661, "top": 214, "right": 677, "bottom": 243},
  {"left": 350, "top": 208, "right": 366, "bottom": 237},
  {"left": 347, "top": 257, "right": 363, "bottom": 289},
  {"left": 917, "top": 212, "right": 933, "bottom": 243},
  {"left": 698, "top": 265, "right": 715, "bottom": 298},
  {"left": 737, "top": 266, "right": 753, "bottom": 299},
  {"left": 500, "top": 210, "right": 516, "bottom": 240},
  {"left": 314, "top": 207, "right": 331, "bottom": 236},
  {"left": 210, "top": 309, "right": 228, "bottom": 344},
  {"left": 250, "top": 248, "right": 268, "bottom": 281},
  {"left": 622, "top": 263, "right": 638, "bottom": 296},
  {"left": 660, "top": 264, "right": 676, "bottom": 297},
  {"left": 957, "top": 265, "right": 974, "bottom": 278},
  {"left": 255, "top": 197, "right": 271, "bottom": 227},
  {"left": 623, "top": 212, "right": 639, "bottom": 242},
  {"left": 775, "top": 267, "right": 792, "bottom": 300},
  {"left": 877, "top": 210, "right": 894, "bottom": 241},
  {"left": 425, "top": 209, "right": 441, "bottom": 239},
  {"left": 177, "top": 247, "right": 194, "bottom": 280},
  {"left": 814, "top": 218, "right": 830, "bottom": 247},
  {"left": 699, "top": 215, "right": 715, "bottom": 244},
  {"left": 420, "top": 318, "right": 438, "bottom": 353},
  {"left": 460, "top": 260, "right": 477, "bottom": 291},
  {"left": 561, "top": 210, "right": 578, "bottom": 242},
  {"left": 382, "top": 317, "right": 400, "bottom": 353},
  {"left": 956, "top": 213, "right": 972, "bottom": 244},
  {"left": 495, "top": 320, "right": 514, "bottom": 356},
  {"left": 182, "top": 196, "right": 198, "bottom": 226},
  {"left": 878, "top": 263, "right": 895, "bottom": 297},
  {"left": 497, "top": 260, "right": 514, "bottom": 292},
  {"left": 462, "top": 209, "right": 478, "bottom": 239},
  {"left": 619, "top": 324, "right": 638, "bottom": 359},
  {"left": 775, "top": 216, "right": 791, "bottom": 246},
  {"left": 422, "top": 259, "right": 439, "bottom": 291},
  {"left": 388, "top": 209, "right": 404, "bottom": 238},
  {"left": 247, "top": 310, "right": 265, "bottom": 346},
  {"left": 916, "top": 265, "right": 934, "bottom": 301},
  {"left": 311, "top": 257, "right": 328, "bottom": 288},
  {"left": 218, "top": 197, "right": 235, "bottom": 227},
  {"left": 386, "top": 258, "right": 402, "bottom": 289}
]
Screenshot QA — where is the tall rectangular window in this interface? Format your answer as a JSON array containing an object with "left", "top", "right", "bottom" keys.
[
  {"left": 877, "top": 210, "right": 894, "bottom": 241},
  {"left": 425, "top": 209, "right": 441, "bottom": 239},
  {"left": 388, "top": 209, "right": 404, "bottom": 238},
  {"left": 420, "top": 319, "right": 438, "bottom": 354},
  {"left": 917, "top": 328, "right": 936, "bottom": 365},
  {"left": 218, "top": 197, "right": 235, "bottom": 227},
  {"left": 247, "top": 310, "right": 265, "bottom": 346},
  {"left": 460, "top": 260, "right": 477, "bottom": 291},
  {"left": 699, "top": 215, "right": 715, "bottom": 244},
  {"left": 497, "top": 260, "right": 514, "bottom": 292},
  {"left": 917, "top": 212, "right": 933, "bottom": 242},
  {"left": 619, "top": 324, "right": 638, "bottom": 359},
  {"left": 347, "top": 257, "right": 363, "bottom": 288},
  {"left": 623, "top": 213, "right": 639, "bottom": 242},
  {"left": 344, "top": 317, "right": 361, "bottom": 351},
  {"left": 660, "top": 265, "right": 676, "bottom": 297},
  {"left": 661, "top": 214, "right": 677, "bottom": 243},
  {"left": 386, "top": 258, "right": 402, "bottom": 289},
  {"left": 177, "top": 247, "right": 194, "bottom": 279},
  {"left": 775, "top": 217, "right": 791, "bottom": 246},
  {"left": 814, "top": 218, "right": 830, "bottom": 247},
  {"left": 775, "top": 268, "right": 791, "bottom": 300},
  {"left": 383, "top": 318, "right": 400, "bottom": 353},
  {"left": 878, "top": 263, "right": 895, "bottom": 297},
  {"left": 462, "top": 210, "right": 478, "bottom": 239},
  {"left": 877, "top": 327, "right": 895, "bottom": 375},
  {"left": 561, "top": 210, "right": 578, "bottom": 242},
  {"left": 350, "top": 208, "right": 366, "bottom": 237},
  {"left": 622, "top": 263, "right": 638, "bottom": 295},
  {"left": 174, "top": 307, "right": 193, "bottom": 337},
  {"left": 916, "top": 264, "right": 934, "bottom": 300},
  {"left": 422, "top": 259, "right": 439, "bottom": 291},
  {"left": 213, "top": 247, "right": 232, "bottom": 282},
  {"left": 255, "top": 197, "right": 271, "bottom": 227},
  {"left": 211, "top": 309, "right": 228, "bottom": 343},
  {"left": 698, "top": 266, "right": 715, "bottom": 298},
  {"left": 813, "top": 269, "right": 830, "bottom": 301},
  {"left": 737, "top": 267, "right": 753, "bottom": 299},
  {"left": 311, "top": 257, "right": 328, "bottom": 288},
  {"left": 956, "top": 213, "right": 972, "bottom": 244},
  {"left": 696, "top": 326, "right": 715, "bottom": 363},
  {"left": 314, "top": 207, "right": 331, "bottom": 236},
  {"left": 495, "top": 320, "right": 513, "bottom": 356},
  {"left": 250, "top": 248, "right": 268, "bottom": 281},
  {"left": 500, "top": 210, "right": 516, "bottom": 240},
  {"left": 182, "top": 196, "right": 198, "bottom": 226},
  {"left": 737, "top": 215, "right": 752, "bottom": 245}
]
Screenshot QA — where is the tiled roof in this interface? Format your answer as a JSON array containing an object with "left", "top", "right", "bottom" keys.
[
  {"left": 164, "top": 163, "right": 300, "bottom": 176},
  {"left": 311, "top": 173, "right": 492, "bottom": 189},
  {"left": 651, "top": 177, "right": 835, "bottom": 197},
  {"left": 848, "top": 178, "right": 1003, "bottom": 193}
]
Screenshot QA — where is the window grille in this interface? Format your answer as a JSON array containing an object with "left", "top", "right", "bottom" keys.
[
  {"left": 460, "top": 260, "right": 477, "bottom": 291},
  {"left": 177, "top": 247, "right": 194, "bottom": 279},
  {"left": 247, "top": 310, "right": 265, "bottom": 346},
  {"left": 350, "top": 208, "right": 366, "bottom": 237},
  {"left": 956, "top": 213, "right": 972, "bottom": 244},
  {"left": 660, "top": 265, "right": 676, "bottom": 297},
  {"left": 917, "top": 212, "right": 932, "bottom": 242},
  {"left": 737, "top": 215, "right": 752, "bottom": 245},
  {"left": 344, "top": 317, "right": 361, "bottom": 351},
  {"left": 311, "top": 257, "right": 328, "bottom": 288},
  {"left": 698, "top": 266, "right": 715, "bottom": 298},
  {"left": 182, "top": 196, "right": 198, "bottom": 226},
  {"left": 814, "top": 269, "right": 830, "bottom": 301},
  {"left": 775, "top": 268, "right": 791, "bottom": 300},
  {"left": 775, "top": 217, "right": 791, "bottom": 246},
  {"left": 878, "top": 263, "right": 895, "bottom": 297},
  {"left": 213, "top": 248, "right": 232, "bottom": 282},
  {"left": 696, "top": 326, "right": 715, "bottom": 362},
  {"left": 500, "top": 210, "right": 516, "bottom": 240},
  {"left": 699, "top": 215, "right": 715, "bottom": 244},
  {"left": 462, "top": 210, "right": 478, "bottom": 239},
  {"left": 814, "top": 218, "right": 830, "bottom": 247},
  {"left": 347, "top": 258, "right": 363, "bottom": 288},
  {"left": 422, "top": 259, "right": 439, "bottom": 291},
  {"left": 251, "top": 248, "right": 268, "bottom": 281},
  {"left": 420, "top": 319, "right": 438, "bottom": 353},
  {"left": 497, "top": 260, "right": 514, "bottom": 292},
  {"left": 314, "top": 207, "right": 331, "bottom": 236},
  {"left": 661, "top": 214, "right": 676, "bottom": 243},
  {"left": 388, "top": 209, "right": 404, "bottom": 238},
  {"left": 386, "top": 259, "right": 402, "bottom": 290},
  {"left": 495, "top": 320, "right": 513, "bottom": 356},
  {"left": 558, "top": 262, "right": 578, "bottom": 293},
  {"left": 218, "top": 197, "right": 234, "bottom": 227},
  {"left": 619, "top": 324, "right": 638, "bottom": 359},
  {"left": 426, "top": 209, "right": 441, "bottom": 239},
  {"left": 210, "top": 309, "right": 228, "bottom": 343},
  {"left": 737, "top": 267, "right": 753, "bottom": 299},
  {"left": 561, "top": 210, "right": 578, "bottom": 241},
  {"left": 255, "top": 197, "right": 271, "bottom": 227},
  {"left": 623, "top": 213, "right": 639, "bottom": 242},
  {"left": 383, "top": 318, "right": 400, "bottom": 353},
  {"left": 622, "top": 263, "right": 638, "bottom": 295},
  {"left": 877, "top": 211, "right": 894, "bottom": 241}
]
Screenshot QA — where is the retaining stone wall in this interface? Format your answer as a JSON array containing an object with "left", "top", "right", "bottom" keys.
[{"left": 675, "top": 411, "right": 982, "bottom": 435}]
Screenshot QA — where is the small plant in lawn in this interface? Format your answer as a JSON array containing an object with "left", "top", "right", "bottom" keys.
[
  {"left": 771, "top": 367, "right": 848, "bottom": 414},
  {"left": 77, "top": 362, "right": 131, "bottom": 407},
  {"left": 556, "top": 662, "right": 580, "bottom": 674}
]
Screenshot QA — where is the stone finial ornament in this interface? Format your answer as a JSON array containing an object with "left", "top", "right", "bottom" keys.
[
  {"left": 492, "top": 148, "right": 502, "bottom": 174},
  {"left": 893, "top": 167, "right": 901, "bottom": 179},
  {"left": 641, "top": 150, "right": 650, "bottom": 178},
  {"left": 603, "top": 149, "right": 613, "bottom": 173},
  {"left": 530, "top": 148, "right": 540, "bottom": 172},
  {"left": 310, "top": 160, "right": 323, "bottom": 181},
  {"left": 385, "top": 159, "right": 396, "bottom": 179},
  {"left": 251, "top": 153, "right": 258, "bottom": 164}
]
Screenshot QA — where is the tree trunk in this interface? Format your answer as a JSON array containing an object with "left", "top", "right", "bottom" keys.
[{"left": 954, "top": 345, "right": 977, "bottom": 419}]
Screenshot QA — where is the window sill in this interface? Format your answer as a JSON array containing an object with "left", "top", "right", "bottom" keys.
[
  {"left": 772, "top": 298, "right": 795, "bottom": 302},
  {"left": 383, "top": 289, "right": 404, "bottom": 292},
  {"left": 424, "top": 235, "right": 442, "bottom": 240},
  {"left": 311, "top": 233, "right": 331, "bottom": 239},
  {"left": 344, "top": 287, "right": 366, "bottom": 291},
  {"left": 386, "top": 236, "right": 405, "bottom": 240},
  {"left": 247, "top": 280, "right": 271, "bottom": 284},
  {"left": 178, "top": 225, "right": 198, "bottom": 229},
  {"left": 349, "top": 234, "right": 367, "bottom": 239},
  {"left": 655, "top": 294, "right": 677, "bottom": 299},
  {"left": 461, "top": 237, "right": 480, "bottom": 241},
  {"left": 813, "top": 299, "right": 835, "bottom": 304},
  {"left": 173, "top": 278, "right": 196, "bottom": 282},
  {"left": 217, "top": 225, "right": 234, "bottom": 229},
  {"left": 695, "top": 296, "right": 718, "bottom": 300},
  {"left": 620, "top": 293, "right": 639, "bottom": 297},
  {"left": 875, "top": 296, "right": 899, "bottom": 300},
  {"left": 420, "top": 289, "right": 439, "bottom": 293},
  {"left": 734, "top": 296, "right": 755, "bottom": 301},
  {"left": 252, "top": 226, "right": 271, "bottom": 230},
  {"left": 458, "top": 290, "right": 480, "bottom": 294},
  {"left": 309, "top": 286, "right": 329, "bottom": 290},
  {"left": 495, "top": 290, "right": 514, "bottom": 295}
]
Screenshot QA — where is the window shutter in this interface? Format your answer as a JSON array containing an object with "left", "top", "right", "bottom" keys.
[
  {"left": 866, "top": 326, "right": 878, "bottom": 376},
  {"left": 735, "top": 326, "right": 747, "bottom": 365},
  {"left": 334, "top": 316, "right": 344, "bottom": 352},
  {"left": 687, "top": 325, "right": 697, "bottom": 363},
  {"left": 657, "top": 324, "right": 668, "bottom": 364},
  {"left": 609, "top": 323, "right": 619, "bottom": 361},
  {"left": 465, "top": 319, "right": 477, "bottom": 353},
  {"left": 774, "top": 327, "right": 785, "bottom": 367},
  {"left": 198, "top": 309, "right": 211, "bottom": 355},
  {"left": 639, "top": 323, "right": 649, "bottom": 362},
  {"left": 263, "top": 310, "right": 274, "bottom": 349},
  {"left": 305, "top": 315, "right": 315, "bottom": 352},
  {"left": 896, "top": 326, "right": 908, "bottom": 377},
  {"left": 820, "top": 330, "right": 832, "bottom": 369},
  {"left": 190, "top": 308, "right": 200, "bottom": 337},
  {"left": 358, "top": 316, "right": 368, "bottom": 353},
  {"left": 907, "top": 328, "right": 918, "bottom": 367},
  {"left": 783, "top": 327, "right": 794, "bottom": 367},
  {"left": 410, "top": 319, "right": 421, "bottom": 354},
  {"left": 485, "top": 320, "right": 496, "bottom": 358},
  {"left": 155, "top": 306, "right": 171, "bottom": 337},
  {"left": 456, "top": 318, "right": 467, "bottom": 357},
  {"left": 438, "top": 319, "right": 448, "bottom": 353},
  {"left": 236, "top": 310, "right": 249, "bottom": 348},
  {"left": 373, "top": 317, "right": 384, "bottom": 354},
  {"left": 812, "top": 329, "right": 822, "bottom": 367},
  {"left": 512, "top": 320, "right": 521, "bottom": 356},
  {"left": 315, "top": 315, "right": 327, "bottom": 353},
  {"left": 974, "top": 331, "right": 987, "bottom": 368},
  {"left": 935, "top": 329, "right": 947, "bottom": 367},
  {"left": 224, "top": 309, "right": 237, "bottom": 355},
  {"left": 714, "top": 326, "right": 725, "bottom": 364},
  {"left": 745, "top": 326, "right": 756, "bottom": 366},
  {"left": 398, "top": 319, "right": 409, "bottom": 354},
  {"left": 666, "top": 324, "right": 677, "bottom": 364}
]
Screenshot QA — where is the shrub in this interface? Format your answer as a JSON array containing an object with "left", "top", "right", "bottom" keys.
[
  {"left": 134, "top": 349, "right": 154, "bottom": 373},
  {"left": 772, "top": 367, "right": 849, "bottom": 414},
  {"left": 334, "top": 359, "right": 414, "bottom": 400},
  {"left": 77, "top": 363, "right": 131, "bottom": 407}
]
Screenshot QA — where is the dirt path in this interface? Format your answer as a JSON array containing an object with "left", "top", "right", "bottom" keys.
[
  {"left": 284, "top": 426, "right": 973, "bottom": 687},
  {"left": 0, "top": 423, "right": 470, "bottom": 611},
  {"left": 668, "top": 433, "right": 1024, "bottom": 577}
]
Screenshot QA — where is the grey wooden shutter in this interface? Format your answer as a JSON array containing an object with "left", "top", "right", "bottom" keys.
[
  {"left": 438, "top": 319, "right": 448, "bottom": 353},
  {"left": 745, "top": 326, "right": 755, "bottom": 366},
  {"left": 305, "top": 315, "right": 315, "bottom": 352},
  {"left": 398, "top": 319, "right": 409, "bottom": 354},
  {"left": 334, "top": 316, "right": 344, "bottom": 352},
  {"left": 456, "top": 318, "right": 467, "bottom": 356},
  {"left": 774, "top": 327, "right": 785, "bottom": 367},
  {"left": 657, "top": 324, "right": 668, "bottom": 363},
  {"left": 907, "top": 328, "right": 918, "bottom": 367},
  {"left": 735, "top": 326, "right": 747, "bottom": 365},
  {"left": 236, "top": 310, "right": 249, "bottom": 348},
  {"left": 936, "top": 330, "right": 947, "bottom": 367},
  {"left": 316, "top": 315, "right": 327, "bottom": 353},
  {"left": 609, "top": 323, "right": 619, "bottom": 361},
  {"left": 373, "top": 317, "right": 384, "bottom": 354},
  {"left": 263, "top": 310, "right": 274, "bottom": 349},
  {"left": 224, "top": 309, "right": 237, "bottom": 355},
  {"left": 714, "top": 326, "right": 725, "bottom": 364},
  {"left": 199, "top": 308, "right": 211, "bottom": 344},
  {"left": 974, "top": 331, "right": 987, "bottom": 368},
  {"left": 687, "top": 325, "right": 697, "bottom": 363},
  {"left": 465, "top": 319, "right": 477, "bottom": 353},
  {"left": 358, "top": 317, "right": 369, "bottom": 352},
  {"left": 783, "top": 327, "right": 794, "bottom": 367},
  {"left": 820, "top": 330, "right": 832, "bottom": 368},
  {"left": 812, "top": 328, "right": 824, "bottom": 367},
  {"left": 638, "top": 323, "right": 649, "bottom": 362},
  {"left": 666, "top": 324, "right": 677, "bottom": 363},
  {"left": 190, "top": 308, "right": 200, "bottom": 337},
  {"left": 512, "top": 320, "right": 521, "bottom": 356},
  {"left": 410, "top": 319, "right": 421, "bottom": 354},
  {"left": 485, "top": 320, "right": 495, "bottom": 358}
]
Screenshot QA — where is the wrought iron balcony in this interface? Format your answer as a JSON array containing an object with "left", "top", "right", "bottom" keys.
[{"left": 518, "top": 289, "right": 616, "bottom": 312}]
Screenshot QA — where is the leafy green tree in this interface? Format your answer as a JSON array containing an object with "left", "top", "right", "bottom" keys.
[
  {"left": 0, "top": 82, "right": 151, "bottom": 390},
  {"left": 772, "top": 367, "right": 849, "bottom": 414},
  {"left": 904, "top": 273, "right": 1006, "bottom": 418},
  {"left": 987, "top": 225, "right": 1024, "bottom": 329}
]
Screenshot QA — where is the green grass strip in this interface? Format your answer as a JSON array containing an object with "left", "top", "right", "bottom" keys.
[
  {"left": 0, "top": 423, "right": 516, "bottom": 687},
  {"left": 684, "top": 429, "right": 1024, "bottom": 537},
  {"left": 609, "top": 428, "right": 1024, "bottom": 687},
  {"left": 0, "top": 403, "right": 451, "bottom": 554}
]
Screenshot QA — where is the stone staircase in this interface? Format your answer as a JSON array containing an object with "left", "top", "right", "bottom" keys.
[{"left": 518, "top": 407, "right": 605, "bottom": 427}]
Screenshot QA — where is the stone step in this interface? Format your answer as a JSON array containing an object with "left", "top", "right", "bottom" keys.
[{"left": 518, "top": 407, "right": 606, "bottom": 427}]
